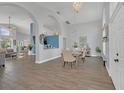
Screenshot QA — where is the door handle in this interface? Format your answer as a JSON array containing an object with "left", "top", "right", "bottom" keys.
[
  {"left": 114, "top": 59, "right": 119, "bottom": 62},
  {"left": 114, "top": 59, "right": 117, "bottom": 62},
  {"left": 116, "top": 53, "right": 119, "bottom": 56}
]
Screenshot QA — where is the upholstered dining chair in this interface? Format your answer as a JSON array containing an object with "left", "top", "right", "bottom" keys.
[
  {"left": 80, "top": 48, "right": 87, "bottom": 63},
  {"left": 61, "top": 49, "right": 76, "bottom": 68}
]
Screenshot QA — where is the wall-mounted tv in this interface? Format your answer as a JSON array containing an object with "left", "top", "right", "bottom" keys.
[{"left": 44, "top": 35, "right": 59, "bottom": 49}]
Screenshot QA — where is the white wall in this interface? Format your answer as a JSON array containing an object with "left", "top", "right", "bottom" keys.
[
  {"left": 16, "top": 18, "right": 33, "bottom": 35},
  {"left": 38, "top": 26, "right": 65, "bottom": 63},
  {"left": 108, "top": 2, "right": 124, "bottom": 89},
  {"left": 16, "top": 31, "right": 29, "bottom": 41},
  {"left": 66, "top": 20, "right": 102, "bottom": 56},
  {"left": 102, "top": 3, "right": 110, "bottom": 69},
  {"left": 16, "top": 19, "right": 32, "bottom": 41},
  {"left": 109, "top": 2, "right": 118, "bottom": 18}
]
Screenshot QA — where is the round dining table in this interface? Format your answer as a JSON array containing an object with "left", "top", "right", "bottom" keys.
[{"left": 72, "top": 51, "right": 82, "bottom": 63}]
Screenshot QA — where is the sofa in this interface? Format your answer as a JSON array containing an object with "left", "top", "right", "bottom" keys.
[{"left": 5, "top": 49, "right": 17, "bottom": 58}]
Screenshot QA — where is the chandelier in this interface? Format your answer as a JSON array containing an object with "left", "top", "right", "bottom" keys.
[
  {"left": 73, "top": 2, "right": 81, "bottom": 13},
  {"left": 8, "top": 16, "right": 12, "bottom": 31}
]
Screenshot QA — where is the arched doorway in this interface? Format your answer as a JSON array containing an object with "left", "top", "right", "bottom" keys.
[
  {"left": 0, "top": 3, "right": 38, "bottom": 62},
  {"left": 0, "top": 2, "right": 66, "bottom": 63}
]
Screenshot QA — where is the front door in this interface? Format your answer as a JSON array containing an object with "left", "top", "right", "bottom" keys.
[
  {"left": 116, "top": 5, "right": 124, "bottom": 89},
  {"left": 109, "top": 4, "right": 124, "bottom": 89}
]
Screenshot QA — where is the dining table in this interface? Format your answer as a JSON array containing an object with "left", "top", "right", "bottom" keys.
[{"left": 72, "top": 51, "right": 82, "bottom": 63}]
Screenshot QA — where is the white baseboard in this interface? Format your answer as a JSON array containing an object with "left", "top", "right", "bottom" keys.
[
  {"left": 35, "top": 55, "right": 61, "bottom": 64},
  {"left": 105, "top": 63, "right": 111, "bottom": 77},
  {"left": 105, "top": 63, "right": 117, "bottom": 89},
  {"left": 91, "top": 55, "right": 97, "bottom": 57},
  {"left": 90, "top": 54, "right": 98, "bottom": 57}
]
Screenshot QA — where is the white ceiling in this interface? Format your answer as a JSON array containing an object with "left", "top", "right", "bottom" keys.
[
  {"left": 0, "top": 5, "right": 33, "bottom": 24},
  {"left": 38, "top": 2, "right": 104, "bottom": 24},
  {"left": 0, "top": 2, "right": 104, "bottom": 35}
]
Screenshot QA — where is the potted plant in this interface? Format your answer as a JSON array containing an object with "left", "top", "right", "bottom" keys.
[
  {"left": 1, "top": 40, "right": 8, "bottom": 49},
  {"left": 28, "top": 44, "right": 33, "bottom": 55},
  {"left": 95, "top": 47, "right": 101, "bottom": 57}
]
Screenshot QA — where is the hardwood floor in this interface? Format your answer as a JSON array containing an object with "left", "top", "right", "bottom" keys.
[{"left": 0, "top": 55, "right": 115, "bottom": 90}]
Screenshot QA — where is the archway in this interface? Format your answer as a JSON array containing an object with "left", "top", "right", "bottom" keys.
[
  {"left": 0, "top": 2, "right": 66, "bottom": 63},
  {"left": 0, "top": 3, "right": 38, "bottom": 62}
]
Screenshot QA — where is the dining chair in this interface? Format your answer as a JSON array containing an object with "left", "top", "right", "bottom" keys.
[
  {"left": 80, "top": 48, "right": 87, "bottom": 63},
  {"left": 61, "top": 49, "right": 76, "bottom": 68}
]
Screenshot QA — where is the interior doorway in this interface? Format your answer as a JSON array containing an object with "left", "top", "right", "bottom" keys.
[
  {"left": 63, "top": 37, "right": 66, "bottom": 49},
  {"left": 0, "top": 4, "right": 37, "bottom": 62}
]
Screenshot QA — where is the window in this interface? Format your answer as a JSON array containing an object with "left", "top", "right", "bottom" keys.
[{"left": 0, "top": 27, "right": 10, "bottom": 36}]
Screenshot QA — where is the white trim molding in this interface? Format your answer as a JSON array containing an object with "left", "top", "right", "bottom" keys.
[
  {"left": 105, "top": 63, "right": 111, "bottom": 76},
  {"left": 35, "top": 55, "right": 61, "bottom": 64},
  {"left": 110, "top": 2, "right": 123, "bottom": 23}
]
